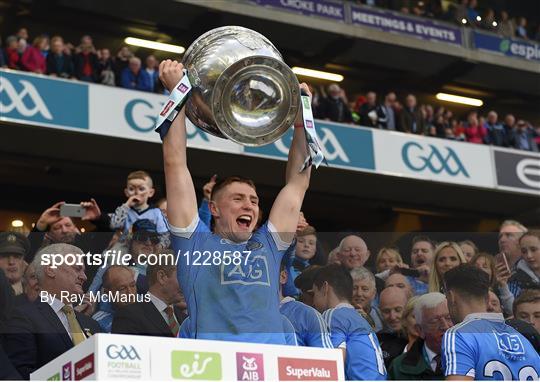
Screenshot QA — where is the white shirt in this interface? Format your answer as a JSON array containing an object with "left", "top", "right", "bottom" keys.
[
  {"left": 148, "top": 292, "right": 178, "bottom": 326},
  {"left": 424, "top": 344, "right": 438, "bottom": 372}
]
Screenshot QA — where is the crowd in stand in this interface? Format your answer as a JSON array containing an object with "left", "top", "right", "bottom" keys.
[
  {"left": 312, "top": 83, "right": 540, "bottom": 152},
  {"left": 2, "top": 27, "right": 538, "bottom": 153},
  {"left": 0, "top": 169, "right": 539, "bottom": 379},
  {"left": 353, "top": 0, "right": 540, "bottom": 41}
]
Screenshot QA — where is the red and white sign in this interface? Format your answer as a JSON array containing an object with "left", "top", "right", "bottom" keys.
[{"left": 278, "top": 357, "right": 338, "bottom": 381}]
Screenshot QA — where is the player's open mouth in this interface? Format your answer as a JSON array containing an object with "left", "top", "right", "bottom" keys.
[
  {"left": 236, "top": 215, "right": 252, "bottom": 229},
  {"left": 416, "top": 258, "right": 425, "bottom": 265}
]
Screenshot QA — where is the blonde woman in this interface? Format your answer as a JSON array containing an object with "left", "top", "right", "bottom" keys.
[
  {"left": 401, "top": 296, "right": 420, "bottom": 353},
  {"left": 376, "top": 247, "right": 404, "bottom": 273},
  {"left": 428, "top": 242, "right": 466, "bottom": 293}
]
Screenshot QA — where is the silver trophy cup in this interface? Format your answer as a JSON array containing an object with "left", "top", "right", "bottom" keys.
[{"left": 182, "top": 26, "right": 300, "bottom": 146}]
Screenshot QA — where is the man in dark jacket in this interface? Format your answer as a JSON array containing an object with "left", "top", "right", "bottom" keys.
[
  {"left": 399, "top": 94, "right": 425, "bottom": 134},
  {"left": 46, "top": 36, "right": 73, "bottom": 78},
  {"left": 318, "top": 83, "right": 352, "bottom": 123},
  {"left": 388, "top": 292, "right": 452, "bottom": 380}
]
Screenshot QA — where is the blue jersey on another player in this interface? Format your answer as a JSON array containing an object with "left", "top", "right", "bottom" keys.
[
  {"left": 323, "top": 303, "right": 387, "bottom": 380},
  {"left": 280, "top": 296, "right": 333, "bottom": 348},
  {"left": 171, "top": 216, "right": 289, "bottom": 345},
  {"left": 442, "top": 312, "right": 540, "bottom": 380}
]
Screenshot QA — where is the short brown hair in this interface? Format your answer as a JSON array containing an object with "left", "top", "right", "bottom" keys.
[
  {"left": 298, "top": 225, "right": 316, "bottom": 237},
  {"left": 210, "top": 176, "right": 256, "bottom": 201},
  {"left": 147, "top": 262, "right": 176, "bottom": 286},
  {"left": 514, "top": 289, "right": 540, "bottom": 314},
  {"left": 470, "top": 252, "right": 497, "bottom": 289},
  {"left": 127, "top": 170, "right": 153, "bottom": 187},
  {"left": 520, "top": 230, "right": 540, "bottom": 244}
]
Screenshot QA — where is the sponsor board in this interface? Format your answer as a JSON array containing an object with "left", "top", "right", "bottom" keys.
[
  {"left": 171, "top": 350, "right": 222, "bottom": 380},
  {"left": 278, "top": 357, "right": 338, "bottom": 381},
  {"left": 74, "top": 354, "right": 94, "bottom": 380},
  {"left": 62, "top": 362, "right": 72, "bottom": 381},
  {"left": 473, "top": 31, "right": 540, "bottom": 62},
  {"left": 236, "top": 352, "right": 264, "bottom": 381},
  {"left": 251, "top": 0, "right": 345, "bottom": 22},
  {"left": 494, "top": 149, "right": 540, "bottom": 194}
]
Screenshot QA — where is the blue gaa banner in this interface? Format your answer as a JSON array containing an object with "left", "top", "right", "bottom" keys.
[
  {"left": 252, "top": 0, "right": 345, "bottom": 22},
  {"left": 473, "top": 31, "right": 540, "bottom": 62},
  {"left": 245, "top": 121, "right": 375, "bottom": 171},
  {"left": 0, "top": 70, "right": 88, "bottom": 129},
  {"left": 351, "top": 5, "right": 462, "bottom": 46}
]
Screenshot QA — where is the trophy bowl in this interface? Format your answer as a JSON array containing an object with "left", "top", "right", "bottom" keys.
[{"left": 182, "top": 26, "right": 300, "bottom": 146}]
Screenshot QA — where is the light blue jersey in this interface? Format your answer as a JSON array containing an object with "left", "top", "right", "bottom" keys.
[
  {"left": 323, "top": 303, "right": 387, "bottom": 380},
  {"left": 280, "top": 297, "right": 333, "bottom": 348},
  {"left": 171, "top": 217, "right": 289, "bottom": 344},
  {"left": 442, "top": 312, "right": 540, "bottom": 380}
]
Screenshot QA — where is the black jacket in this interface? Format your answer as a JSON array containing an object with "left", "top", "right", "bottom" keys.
[
  {"left": 3, "top": 301, "right": 102, "bottom": 379},
  {"left": 377, "top": 330, "right": 409, "bottom": 369},
  {"left": 112, "top": 301, "right": 186, "bottom": 337},
  {"left": 388, "top": 338, "right": 443, "bottom": 380},
  {"left": 46, "top": 53, "right": 74, "bottom": 78},
  {"left": 399, "top": 107, "right": 425, "bottom": 134},
  {"left": 319, "top": 97, "right": 352, "bottom": 123}
]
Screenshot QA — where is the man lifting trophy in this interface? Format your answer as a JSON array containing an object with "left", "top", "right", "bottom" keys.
[{"left": 155, "top": 26, "right": 324, "bottom": 344}]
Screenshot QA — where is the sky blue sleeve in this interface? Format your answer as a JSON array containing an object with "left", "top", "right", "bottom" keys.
[
  {"left": 346, "top": 332, "right": 387, "bottom": 381},
  {"left": 442, "top": 329, "right": 476, "bottom": 378},
  {"left": 323, "top": 309, "right": 347, "bottom": 348},
  {"left": 198, "top": 199, "right": 212, "bottom": 228},
  {"left": 305, "top": 307, "right": 333, "bottom": 348},
  {"left": 282, "top": 315, "right": 298, "bottom": 346}
]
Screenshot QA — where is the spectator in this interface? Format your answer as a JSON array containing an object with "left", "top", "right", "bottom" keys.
[
  {"left": 464, "top": 111, "right": 487, "bottom": 144},
  {"left": 399, "top": 94, "right": 425, "bottom": 134},
  {"left": 283, "top": 225, "right": 318, "bottom": 298},
  {"left": 4, "top": 35, "right": 20, "bottom": 69},
  {"left": 514, "top": 120, "right": 539, "bottom": 152},
  {"left": 388, "top": 293, "right": 452, "bottom": 380},
  {"left": 484, "top": 110, "right": 510, "bottom": 147},
  {"left": 121, "top": 56, "right": 152, "bottom": 91},
  {"left": 509, "top": 231, "right": 540, "bottom": 297},
  {"left": 16, "top": 262, "right": 40, "bottom": 305},
  {"left": 377, "top": 287, "right": 409, "bottom": 368},
  {"left": 452, "top": 0, "right": 468, "bottom": 25},
  {"left": 377, "top": 91, "right": 397, "bottom": 130},
  {"left": 46, "top": 36, "right": 73, "bottom": 78},
  {"left": 279, "top": 261, "right": 333, "bottom": 348},
  {"left": 359, "top": 91, "right": 378, "bottom": 127},
  {"left": 487, "top": 290, "right": 503, "bottom": 313},
  {"left": 144, "top": 54, "right": 159, "bottom": 92},
  {"left": 375, "top": 247, "right": 403, "bottom": 273},
  {"left": 92, "top": 265, "right": 139, "bottom": 332},
  {"left": 459, "top": 239, "right": 478, "bottom": 262},
  {"left": 112, "top": 262, "right": 186, "bottom": 336},
  {"left": 498, "top": 11, "right": 515, "bottom": 38},
  {"left": 73, "top": 35, "right": 98, "bottom": 82},
  {"left": 386, "top": 273, "right": 414, "bottom": 298},
  {"left": 0, "top": 268, "right": 21, "bottom": 380},
  {"left": 313, "top": 264, "right": 387, "bottom": 380},
  {"left": 16, "top": 27, "right": 29, "bottom": 41},
  {"left": 466, "top": 0, "right": 480, "bottom": 25},
  {"left": 97, "top": 48, "right": 115, "bottom": 86},
  {"left": 351, "top": 267, "right": 384, "bottom": 330},
  {"left": 515, "top": 17, "right": 528, "bottom": 39},
  {"left": 441, "top": 264, "right": 540, "bottom": 379},
  {"left": 0, "top": 232, "right": 29, "bottom": 296},
  {"left": 294, "top": 264, "right": 322, "bottom": 307},
  {"left": 428, "top": 242, "right": 466, "bottom": 293},
  {"left": 3, "top": 244, "right": 101, "bottom": 379},
  {"left": 410, "top": 235, "right": 435, "bottom": 287},
  {"left": 498, "top": 219, "right": 527, "bottom": 268},
  {"left": 513, "top": 289, "right": 540, "bottom": 333},
  {"left": 0, "top": 39, "right": 6, "bottom": 68},
  {"left": 20, "top": 36, "right": 47, "bottom": 74},
  {"left": 336, "top": 234, "right": 370, "bottom": 270},
  {"left": 318, "top": 83, "right": 353, "bottom": 123},
  {"left": 401, "top": 296, "right": 420, "bottom": 353},
  {"left": 480, "top": 9, "right": 497, "bottom": 31},
  {"left": 503, "top": 113, "right": 516, "bottom": 144},
  {"left": 113, "top": 46, "right": 133, "bottom": 86}
]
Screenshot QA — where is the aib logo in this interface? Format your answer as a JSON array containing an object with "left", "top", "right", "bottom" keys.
[
  {"left": 236, "top": 352, "right": 264, "bottom": 381},
  {"left": 62, "top": 362, "right": 72, "bottom": 381},
  {"left": 401, "top": 142, "right": 469, "bottom": 177},
  {"left": 106, "top": 344, "right": 141, "bottom": 360},
  {"left": 171, "top": 351, "right": 222, "bottom": 380},
  {"left": 0, "top": 77, "right": 52, "bottom": 119},
  {"left": 221, "top": 254, "right": 270, "bottom": 286},
  {"left": 494, "top": 332, "right": 525, "bottom": 356}
]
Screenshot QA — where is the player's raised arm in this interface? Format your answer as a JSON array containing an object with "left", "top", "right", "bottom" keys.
[
  {"left": 159, "top": 60, "right": 198, "bottom": 228},
  {"left": 269, "top": 83, "right": 312, "bottom": 244}
]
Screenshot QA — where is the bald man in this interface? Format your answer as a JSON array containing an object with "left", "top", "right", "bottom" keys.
[
  {"left": 377, "top": 287, "right": 409, "bottom": 368},
  {"left": 336, "top": 235, "right": 370, "bottom": 270},
  {"left": 385, "top": 273, "right": 414, "bottom": 299}
]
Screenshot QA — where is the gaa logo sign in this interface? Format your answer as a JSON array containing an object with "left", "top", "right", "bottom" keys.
[
  {"left": 0, "top": 77, "right": 52, "bottom": 120},
  {"left": 106, "top": 344, "right": 141, "bottom": 360},
  {"left": 401, "top": 142, "right": 469, "bottom": 177}
]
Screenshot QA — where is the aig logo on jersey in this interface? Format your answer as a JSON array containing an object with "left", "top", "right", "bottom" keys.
[
  {"left": 493, "top": 332, "right": 525, "bottom": 357},
  {"left": 221, "top": 254, "right": 270, "bottom": 286}
]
